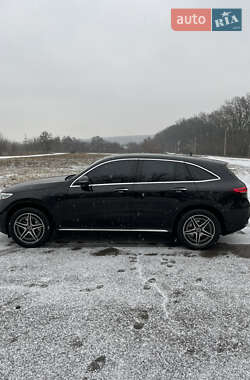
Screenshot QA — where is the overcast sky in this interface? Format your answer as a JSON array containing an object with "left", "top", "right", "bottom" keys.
[{"left": 0, "top": 0, "right": 249, "bottom": 141}]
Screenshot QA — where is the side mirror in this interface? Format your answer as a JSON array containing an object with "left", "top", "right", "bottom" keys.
[{"left": 78, "top": 176, "right": 90, "bottom": 191}]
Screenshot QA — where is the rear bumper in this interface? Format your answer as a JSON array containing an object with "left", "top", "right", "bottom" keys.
[{"left": 222, "top": 206, "right": 250, "bottom": 235}]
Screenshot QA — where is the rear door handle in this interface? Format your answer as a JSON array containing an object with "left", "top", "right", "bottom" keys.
[
  {"left": 173, "top": 187, "right": 187, "bottom": 193},
  {"left": 114, "top": 188, "right": 129, "bottom": 193}
]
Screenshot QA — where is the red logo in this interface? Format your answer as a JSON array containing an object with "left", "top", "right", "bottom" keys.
[{"left": 171, "top": 9, "right": 212, "bottom": 31}]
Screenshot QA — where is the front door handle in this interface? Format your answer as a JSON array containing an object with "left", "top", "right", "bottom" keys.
[{"left": 114, "top": 188, "right": 129, "bottom": 193}]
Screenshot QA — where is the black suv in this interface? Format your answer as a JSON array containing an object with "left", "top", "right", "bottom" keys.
[{"left": 0, "top": 154, "right": 249, "bottom": 249}]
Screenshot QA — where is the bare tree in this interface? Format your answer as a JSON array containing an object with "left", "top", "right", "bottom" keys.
[{"left": 38, "top": 131, "right": 53, "bottom": 153}]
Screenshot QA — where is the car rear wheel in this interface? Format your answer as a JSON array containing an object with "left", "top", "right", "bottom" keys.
[
  {"left": 9, "top": 207, "right": 51, "bottom": 248},
  {"left": 176, "top": 209, "right": 220, "bottom": 250}
]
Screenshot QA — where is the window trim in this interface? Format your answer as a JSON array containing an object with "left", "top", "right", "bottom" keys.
[{"left": 70, "top": 158, "right": 220, "bottom": 188}]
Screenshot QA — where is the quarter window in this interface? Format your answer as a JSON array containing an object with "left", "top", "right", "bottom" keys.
[
  {"left": 187, "top": 165, "right": 217, "bottom": 181},
  {"left": 175, "top": 163, "right": 193, "bottom": 181},
  {"left": 86, "top": 160, "right": 137, "bottom": 184}
]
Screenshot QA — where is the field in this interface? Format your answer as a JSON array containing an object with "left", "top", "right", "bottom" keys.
[
  {"left": 0, "top": 153, "right": 107, "bottom": 189},
  {"left": 0, "top": 153, "right": 250, "bottom": 380}
]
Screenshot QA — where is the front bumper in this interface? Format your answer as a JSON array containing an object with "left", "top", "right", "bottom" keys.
[{"left": 0, "top": 209, "right": 8, "bottom": 235}]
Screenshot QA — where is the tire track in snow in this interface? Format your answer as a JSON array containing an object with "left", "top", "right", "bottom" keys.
[
  {"left": 0, "top": 247, "right": 19, "bottom": 256},
  {"left": 136, "top": 253, "right": 169, "bottom": 320}
]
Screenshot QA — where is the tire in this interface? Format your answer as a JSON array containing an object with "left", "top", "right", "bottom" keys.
[
  {"left": 176, "top": 209, "right": 220, "bottom": 250},
  {"left": 9, "top": 207, "right": 51, "bottom": 248}
]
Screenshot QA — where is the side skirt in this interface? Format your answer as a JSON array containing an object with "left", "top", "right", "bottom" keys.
[{"left": 58, "top": 228, "right": 169, "bottom": 233}]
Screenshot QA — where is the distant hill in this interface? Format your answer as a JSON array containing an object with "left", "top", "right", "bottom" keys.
[
  {"left": 104, "top": 135, "right": 150, "bottom": 145},
  {"left": 84, "top": 134, "right": 150, "bottom": 146}
]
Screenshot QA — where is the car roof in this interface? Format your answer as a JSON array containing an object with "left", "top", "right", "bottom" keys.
[{"left": 97, "top": 153, "right": 227, "bottom": 167}]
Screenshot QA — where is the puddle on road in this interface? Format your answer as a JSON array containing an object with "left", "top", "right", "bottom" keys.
[
  {"left": 223, "top": 244, "right": 250, "bottom": 258},
  {"left": 91, "top": 247, "right": 120, "bottom": 256},
  {"left": 200, "top": 243, "right": 250, "bottom": 258}
]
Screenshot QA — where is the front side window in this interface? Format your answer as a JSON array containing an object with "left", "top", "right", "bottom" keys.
[{"left": 86, "top": 160, "right": 137, "bottom": 184}]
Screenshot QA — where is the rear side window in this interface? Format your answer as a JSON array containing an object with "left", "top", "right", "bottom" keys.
[
  {"left": 138, "top": 160, "right": 192, "bottom": 182},
  {"left": 139, "top": 161, "right": 175, "bottom": 182},
  {"left": 187, "top": 164, "right": 217, "bottom": 181}
]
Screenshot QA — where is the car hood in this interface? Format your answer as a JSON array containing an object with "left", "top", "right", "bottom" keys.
[{"left": 3, "top": 176, "right": 67, "bottom": 193}]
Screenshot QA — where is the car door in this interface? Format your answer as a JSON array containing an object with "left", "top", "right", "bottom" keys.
[
  {"left": 58, "top": 159, "right": 138, "bottom": 229},
  {"left": 133, "top": 159, "right": 197, "bottom": 231}
]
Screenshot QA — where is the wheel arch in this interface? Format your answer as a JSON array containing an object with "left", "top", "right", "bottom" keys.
[
  {"left": 172, "top": 204, "right": 225, "bottom": 236},
  {"left": 5, "top": 200, "right": 55, "bottom": 236}
]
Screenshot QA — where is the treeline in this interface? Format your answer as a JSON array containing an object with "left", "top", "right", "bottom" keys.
[
  {"left": 0, "top": 93, "right": 250, "bottom": 157},
  {"left": 147, "top": 93, "right": 250, "bottom": 157},
  {"left": 0, "top": 129, "right": 161, "bottom": 155},
  {"left": 0, "top": 133, "right": 124, "bottom": 155}
]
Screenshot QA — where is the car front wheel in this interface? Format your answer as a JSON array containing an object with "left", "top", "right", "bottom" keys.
[
  {"left": 9, "top": 207, "right": 51, "bottom": 248},
  {"left": 176, "top": 209, "right": 220, "bottom": 250}
]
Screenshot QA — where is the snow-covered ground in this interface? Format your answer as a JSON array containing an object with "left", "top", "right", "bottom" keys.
[
  {"left": 0, "top": 152, "right": 67, "bottom": 160},
  {"left": 1, "top": 153, "right": 250, "bottom": 379}
]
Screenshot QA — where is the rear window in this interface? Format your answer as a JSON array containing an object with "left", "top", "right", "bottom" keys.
[{"left": 187, "top": 164, "right": 217, "bottom": 181}]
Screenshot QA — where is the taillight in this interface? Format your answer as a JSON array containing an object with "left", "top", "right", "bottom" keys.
[{"left": 233, "top": 186, "right": 248, "bottom": 193}]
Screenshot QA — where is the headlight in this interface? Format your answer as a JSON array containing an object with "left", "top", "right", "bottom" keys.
[{"left": 0, "top": 192, "right": 13, "bottom": 200}]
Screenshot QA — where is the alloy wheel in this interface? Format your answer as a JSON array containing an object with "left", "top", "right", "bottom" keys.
[
  {"left": 14, "top": 212, "right": 45, "bottom": 244},
  {"left": 182, "top": 214, "right": 215, "bottom": 248}
]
